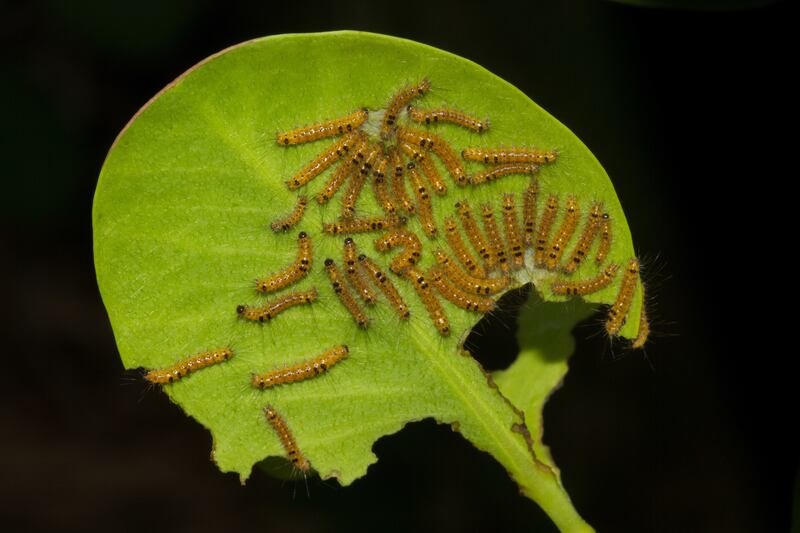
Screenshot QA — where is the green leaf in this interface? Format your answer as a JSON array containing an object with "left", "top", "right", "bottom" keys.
[{"left": 93, "top": 31, "right": 644, "bottom": 532}]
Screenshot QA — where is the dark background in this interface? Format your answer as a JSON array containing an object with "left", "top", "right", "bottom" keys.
[{"left": 1, "top": 1, "right": 795, "bottom": 531}]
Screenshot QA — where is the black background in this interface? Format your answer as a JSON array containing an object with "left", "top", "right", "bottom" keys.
[{"left": 1, "top": 1, "right": 795, "bottom": 532}]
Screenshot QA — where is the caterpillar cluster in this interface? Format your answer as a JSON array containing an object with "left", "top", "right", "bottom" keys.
[{"left": 141, "top": 78, "right": 649, "bottom": 474}]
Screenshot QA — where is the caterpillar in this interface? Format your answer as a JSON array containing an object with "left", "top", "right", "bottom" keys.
[
  {"left": 371, "top": 155, "right": 395, "bottom": 214},
  {"left": 407, "top": 106, "right": 489, "bottom": 133},
  {"left": 432, "top": 249, "right": 508, "bottom": 295},
  {"left": 632, "top": 291, "right": 649, "bottom": 349},
  {"left": 430, "top": 136, "right": 467, "bottom": 186},
  {"left": 406, "top": 162, "right": 437, "bottom": 238},
  {"left": 381, "top": 79, "right": 431, "bottom": 138},
  {"left": 606, "top": 258, "right": 640, "bottom": 336},
  {"left": 443, "top": 216, "right": 486, "bottom": 278},
  {"left": 237, "top": 288, "right": 318, "bottom": 322},
  {"left": 255, "top": 231, "right": 312, "bottom": 293},
  {"left": 323, "top": 214, "right": 406, "bottom": 235},
  {"left": 317, "top": 156, "right": 354, "bottom": 204},
  {"left": 550, "top": 263, "right": 620, "bottom": 296},
  {"left": 399, "top": 139, "right": 447, "bottom": 197},
  {"left": 286, "top": 130, "right": 359, "bottom": 190},
  {"left": 428, "top": 266, "right": 496, "bottom": 313},
  {"left": 390, "top": 148, "right": 416, "bottom": 214},
  {"left": 398, "top": 127, "right": 465, "bottom": 186},
  {"left": 342, "top": 161, "right": 369, "bottom": 218},
  {"left": 277, "top": 109, "right": 368, "bottom": 146},
  {"left": 343, "top": 238, "right": 377, "bottom": 305},
  {"left": 469, "top": 163, "right": 539, "bottom": 186},
  {"left": 522, "top": 180, "right": 539, "bottom": 247},
  {"left": 455, "top": 200, "right": 491, "bottom": 265},
  {"left": 481, "top": 204, "right": 508, "bottom": 272},
  {"left": 357, "top": 254, "right": 411, "bottom": 319},
  {"left": 324, "top": 258, "right": 369, "bottom": 329},
  {"left": 263, "top": 405, "right": 311, "bottom": 472},
  {"left": 545, "top": 195, "right": 580, "bottom": 271},
  {"left": 501, "top": 194, "right": 524, "bottom": 270},
  {"left": 563, "top": 201, "right": 603, "bottom": 274},
  {"left": 404, "top": 267, "right": 450, "bottom": 336},
  {"left": 270, "top": 195, "right": 308, "bottom": 233},
  {"left": 534, "top": 194, "right": 559, "bottom": 266},
  {"left": 595, "top": 213, "right": 612, "bottom": 264},
  {"left": 462, "top": 146, "right": 558, "bottom": 165},
  {"left": 144, "top": 347, "right": 233, "bottom": 384},
  {"left": 252, "top": 345, "right": 349, "bottom": 389},
  {"left": 374, "top": 229, "right": 422, "bottom": 274}
]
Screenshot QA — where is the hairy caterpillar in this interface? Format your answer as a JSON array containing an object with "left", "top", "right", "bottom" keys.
[
  {"left": 144, "top": 347, "right": 233, "bottom": 384},
  {"left": 277, "top": 109, "right": 368, "bottom": 146},
  {"left": 263, "top": 405, "right": 311, "bottom": 472},
  {"left": 252, "top": 345, "right": 349, "bottom": 388},
  {"left": 237, "top": 288, "right": 318, "bottom": 322},
  {"left": 255, "top": 231, "right": 312, "bottom": 293}
]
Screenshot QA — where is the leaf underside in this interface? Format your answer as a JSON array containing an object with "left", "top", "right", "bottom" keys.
[{"left": 93, "top": 31, "right": 642, "bottom": 532}]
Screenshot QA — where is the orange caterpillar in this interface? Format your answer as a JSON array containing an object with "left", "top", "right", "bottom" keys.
[
  {"left": 595, "top": 213, "right": 612, "bottom": 264},
  {"left": 371, "top": 155, "right": 395, "bottom": 214},
  {"left": 317, "top": 157, "right": 354, "bottom": 204},
  {"left": 632, "top": 291, "right": 649, "bottom": 349},
  {"left": 469, "top": 163, "right": 538, "bottom": 186},
  {"left": 252, "top": 345, "right": 349, "bottom": 389},
  {"left": 263, "top": 405, "right": 311, "bottom": 472},
  {"left": 323, "top": 214, "right": 406, "bottom": 235},
  {"left": 343, "top": 238, "right": 377, "bottom": 305},
  {"left": 545, "top": 195, "right": 580, "bottom": 271},
  {"left": 550, "top": 263, "right": 620, "bottom": 296},
  {"left": 462, "top": 146, "right": 558, "bottom": 165},
  {"left": 381, "top": 79, "right": 431, "bottom": 138},
  {"left": 397, "top": 140, "right": 449, "bottom": 196},
  {"left": 501, "top": 194, "right": 524, "bottom": 270},
  {"left": 563, "top": 201, "right": 604, "bottom": 274},
  {"left": 432, "top": 249, "right": 508, "bottom": 296},
  {"left": 271, "top": 195, "right": 308, "bottom": 233},
  {"left": 346, "top": 134, "right": 369, "bottom": 169},
  {"left": 522, "top": 180, "right": 539, "bottom": 247},
  {"left": 407, "top": 106, "right": 489, "bottom": 133},
  {"left": 277, "top": 109, "right": 368, "bottom": 146},
  {"left": 406, "top": 162, "right": 437, "bottom": 238},
  {"left": 431, "top": 138, "right": 467, "bottom": 186},
  {"left": 390, "top": 149, "right": 416, "bottom": 214},
  {"left": 404, "top": 267, "right": 450, "bottom": 336},
  {"left": 534, "top": 195, "right": 559, "bottom": 266},
  {"left": 341, "top": 146, "right": 377, "bottom": 217},
  {"left": 324, "top": 258, "right": 369, "bottom": 329},
  {"left": 606, "top": 258, "right": 640, "bottom": 336},
  {"left": 417, "top": 153, "right": 447, "bottom": 196},
  {"left": 144, "top": 347, "right": 233, "bottom": 384},
  {"left": 358, "top": 254, "right": 410, "bottom": 319},
  {"left": 398, "top": 127, "right": 466, "bottom": 186},
  {"left": 455, "top": 200, "right": 491, "bottom": 265},
  {"left": 237, "top": 288, "right": 318, "bottom": 322},
  {"left": 375, "top": 229, "right": 422, "bottom": 274},
  {"left": 443, "top": 217, "right": 486, "bottom": 278},
  {"left": 255, "top": 231, "right": 312, "bottom": 293},
  {"left": 286, "top": 131, "right": 359, "bottom": 190},
  {"left": 428, "top": 266, "right": 496, "bottom": 313},
  {"left": 481, "top": 204, "right": 508, "bottom": 272}
]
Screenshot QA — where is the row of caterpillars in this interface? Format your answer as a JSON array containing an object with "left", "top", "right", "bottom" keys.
[
  {"left": 242, "top": 182, "right": 647, "bottom": 345},
  {"left": 274, "top": 78, "right": 558, "bottom": 239}
]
